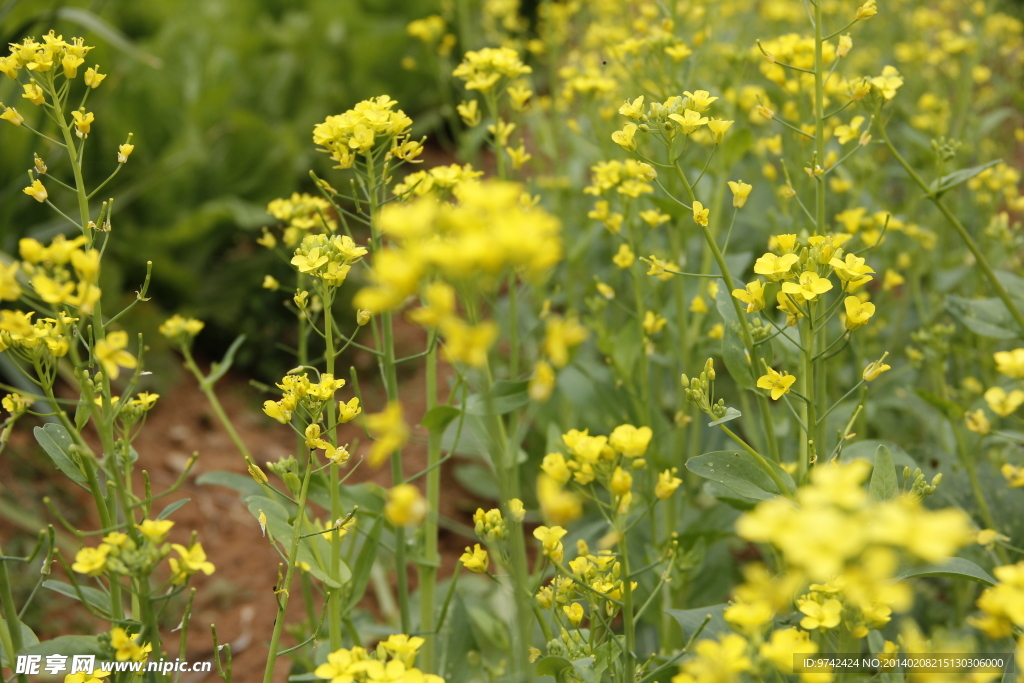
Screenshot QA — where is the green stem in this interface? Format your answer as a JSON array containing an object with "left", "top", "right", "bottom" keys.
[
  {"left": 262, "top": 451, "right": 315, "bottom": 683},
  {"left": 419, "top": 341, "right": 441, "bottom": 671},
  {"left": 0, "top": 542, "right": 28, "bottom": 683},
  {"left": 323, "top": 286, "right": 343, "bottom": 651},
  {"left": 877, "top": 120, "right": 1024, "bottom": 334},
  {"left": 618, "top": 536, "right": 636, "bottom": 683}
]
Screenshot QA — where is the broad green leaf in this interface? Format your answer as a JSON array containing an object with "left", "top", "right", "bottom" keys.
[
  {"left": 896, "top": 557, "right": 996, "bottom": 586},
  {"left": 536, "top": 656, "right": 574, "bottom": 680},
  {"left": 157, "top": 498, "right": 191, "bottom": 520},
  {"left": 666, "top": 604, "right": 730, "bottom": 642},
  {"left": 421, "top": 406, "right": 460, "bottom": 434},
  {"left": 928, "top": 159, "right": 1001, "bottom": 195},
  {"left": 34, "top": 424, "right": 87, "bottom": 486},
  {"left": 245, "top": 496, "right": 350, "bottom": 588},
  {"left": 687, "top": 450, "right": 795, "bottom": 500},
  {"left": 20, "top": 635, "right": 103, "bottom": 659},
  {"left": 453, "top": 463, "right": 499, "bottom": 500},
  {"left": 0, "top": 621, "right": 39, "bottom": 666},
  {"left": 721, "top": 323, "right": 755, "bottom": 391},
  {"left": 42, "top": 581, "right": 111, "bottom": 617},
  {"left": 702, "top": 481, "right": 760, "bottom": 509},
  {"left": 946, "top": 296, "right": 1020, "bottom": 339},
  {"left": 869, "top": 445, "right": 898, "bottom": 501},
  {"left": 464, "top": 380, "right": 530, "bottom": 416}
]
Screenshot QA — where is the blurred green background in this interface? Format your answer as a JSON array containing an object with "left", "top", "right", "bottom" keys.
[{"left": 0, "top": 0, "right": 445, "bottom": 369}]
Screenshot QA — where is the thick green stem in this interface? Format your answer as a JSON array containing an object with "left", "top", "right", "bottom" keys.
[
  {"left": 618, "top": 536, "right": 636, "bottom": 683},
  {"left": 323, "top": 287, "right": 343, "bottom": 651}
]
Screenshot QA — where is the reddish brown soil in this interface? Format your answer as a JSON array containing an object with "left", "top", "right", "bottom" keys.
[{"left": 0, "top": 324, "right": 473, "bottom": 682}]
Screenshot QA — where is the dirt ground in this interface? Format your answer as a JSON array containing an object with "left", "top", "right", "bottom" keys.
[{"left": 0, "top": 324, "right": 474, "bottom": 682}]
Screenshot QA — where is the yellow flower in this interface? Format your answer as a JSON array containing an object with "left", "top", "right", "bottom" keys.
[
  {"left": 169, "top": 543, "right": 215, "bottom": 584},
  {"left": 829, "top": 253, "right": 875, "bottom": 286},
  {"left": 844, "top": 296, "right": 875, "bottom": 331},
  {"left": 84, "top": 66, "right": 106, "bottom": 88},
  {"left": 689, "top": 295, "right": 708, "bottom": 314},
  {"left": 117, "top": 143, "right": 134, "bottom": 163},
  {"left": 72, "top": 545, "right": 110, "bottom": 576},
  {"left": 94, "top": 331, "right": 137, "bottom": 380},
  {"left": 781, "top": 271, "right": 833, "bottom": 301},
  {"left": 611, "top": 123, "right": 638, "bottom": 152},
  {"left": 684, "top": 90, "right": 719, "bottom": 112},
  {"left": 757, "top": 367, "right": 796, "bottom": 400},
  {"left": 1, "top": 106, "right": 24, "bottom": 126},
  {"left": 753, "top": 252, "right": 798, "bottom": 281},
  {"left": 533, "top": 525, "right": 568, "bottom": 563},
  {"left": 384, "top": 484, "right": 427, "bottom": 527},
  {"left": 655, "top": 469, "right": 682, "bottom": 499},
  {"left": 994, "top": 349, "right": 1024, "bottom": 378},
  {"left": 365, "top": 402, "right": 409, "bottom": 467},
  {"left": 863, "top": 353, "right": 891, "bottom": 381},
  {"left": 984, "top": 387, "right": 1024, "bottom": 417},
  {"left": 23, "top": 179, "right": 47, "bottom": 202},
  {"left": 65, "top": 670, "right": 112, "bottom": 683},
  {"left": 692, "top": 200, "right": 710, "bottom": 227},
  {"left": 610, "top": 466, "right": 632, "bottom": 497},
  {"left": 707, "top": 118, "right": 733, "bottom": 143},
  {"left": 1002, "top": 463, "right": 1024, "bottom": 487},
  {"left": 456, "top": 99, "right": 481, "bottom": 127},
  {"left": 543, "top": 315, "right": 588, "bottom": 368},
  {"left": 564, "top": 602, "right": 584, "bottom": 626},
  {"left": 856, "top": 0, "right": 877, "bottom": 20},
  {"left": 871, "top": 65, "right": 903, "bottom": 100},
  {"left": 732, "top": 280, "right": 766, "bottom": 313},
  {"left": 834, "top": 116, "right": 865, "bottom": 144},
  {"left": 798, "top": 597, "right": 843, "bottom": 630},
  {"left": 22, "top": 82, "right": 44, "bottom": 105},
  {"left": 609, "top": 424, "right": 652, "bottom": 457},
  {"left": 337, "top": 397, "right": 361, "bottom": 423},
  {"left": 110, "top": 627, "right": 152, "bottom": 662},
  {"left": 529, "top": 359, "right": 556, "bottom": 402},
  {"left": 613, "top": 243, "right": 635, "bottom": 269},
  {"left": 136, "top": 519, "right": 174, "bottom": 543},
  {"left": 71, "top": 110, "right": 94, "bottom": 138},
  {"left": 669, "top": 109, "right": 709, "bottom": 134},
  {"left": 727, "top": 180, "right": 752, "bottom": 208},
  {"left": 440, "top": 318, "right": 498, "bottom": 367},
  {"left": 509, "top": 498, "right": 526, "bottom": 522},
  {"left": 460, "top": 544, "right": 489, "bottom": 573},
  {"left": 159, "top": 314, "right": 205, "bottom": 340},
  {"left": 541, "top": 453, "right": 572, "bottom": 484},
  {"left": 505, "top": 143, "right": 532, "bottom": 169},
  {"left": 965, "top": 409, "right": 991, "bottom": 435},
  {"left": 618, "top": 96, "right": 645, "bottom": 119},
  {"left": 643, "top": 311, "right": 667, "bottom": 335}
]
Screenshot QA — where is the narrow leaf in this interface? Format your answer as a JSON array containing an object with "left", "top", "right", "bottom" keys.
[{"left": 869, "top": 445, "right": 898, "bottom": 501}]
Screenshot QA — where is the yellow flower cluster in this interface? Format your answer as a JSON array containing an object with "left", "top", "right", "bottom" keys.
[
  {"left": 263, "top": 193, "right": 337, "bottom": 247},
  {"left": 970, "top": 562, "right": 1024, "bottom": 638},
  {"left": 354, "top": 179, "right": 561, "bottom": 365},
  {"left": 17, "top": 235, "right": 102, "bottom": 314},
  {"left": 262, "top": 372, "right": 348, "bottom": 425},
  {"left": 736, "top": 461, "right": 972, "bottom": 635},
  {"left": 536, "top": 540, "right": 635, "bottom": 621},
  {"left": 290, "top": 233, "right": 368, "bottom": 286},
  {"left": 312, "top": 96, "right": 419, "bottom": 169},
  {"left": 0, "top": 31, "right": 100, "bottom": 86},
  {"left": 392, "top": 163, "right": 484, "bottom": 198},
  {"left": 452, "top": 47, "right": 531, "bottom": 93},
  {"left": 583, "top": 159, "right": 657, "bottom": 198},
  {"left": 315, "top": 635, "right": 443, "bottom": 683}
]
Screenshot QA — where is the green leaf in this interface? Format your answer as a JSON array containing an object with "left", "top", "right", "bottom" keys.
[
  {"left": 42, "top": 580, "right": 111, "bottom": 616},
  {"left": 20, "top": 635, "right": 103, "bottom": 659},
  {"left": 869, "top": 445, "right": 898, "bottom": 501},
  {"left": 708, "top": 407, "right": 742, "bottom": 427},
  {"left": 464, "top": 380, "right": 530, "bottom": 416},
  {"left": 33, "top": 424, "right": 87, "bottom": 486},
  {"left": 929, "top": 159, "right": 1001, "bottom": 195},
  {"left": 687, "top": 450, "right": 795, "bottom": 500},
  {"left": 666, "top": 604, "right": 730, "bottom": 642},
  {"left": 0, "top": 621, "right": 38, "bottom": 667},
  {"left": 345, "top": 517, "right": 382, "bottom": 611},
  {"left": 56, "top": 8, "right": 164, "bottom": 68},
  {"left": 157, "top": 498, "right": 191, "bottom": 520},
  {"left": 205, "top": 334, "right": 246, "bottom": 386},
  {"left": 702, "top": 481, "right": 760, "bottom": 510},
  {"left": 421, "top": 406, "right": 460, "bottom": 434},
  {"left": 946, "top": 296, "right": 1020, "bottom": 339},
  {"left": 245, "top": 495, "right": 351, "bottom": 588},
  {"left": 841, "top": 440, "right": 918, "bottom": 470},
  {"left": 896, "top": 557, "right": 996, "bottom": 586},
  {"left": 721, "top": 324, "right": 755, "bottom": 391},
  {"left": 536, "top": 656, "right": 574, "bottom": 680}
]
